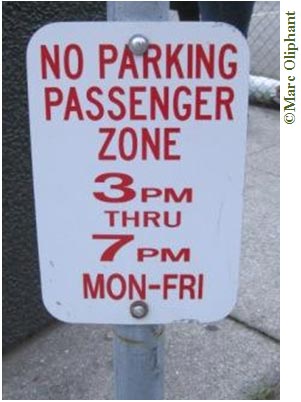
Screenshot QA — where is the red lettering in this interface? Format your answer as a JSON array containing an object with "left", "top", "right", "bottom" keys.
[
  {"left": 107, "top": 274, "right": 127, "bottom": 300},
  {"left": 98, "top": 128, "right": 116, "bottom": 160},
  {"left": 99, "top": 44, "right": 118, "bottom": 78},
  {"left": 163, "top": 274, "right": 178, "bottom": 299},
  {"left": 108, "top": 87, "right": 126, "bottom": 120},
  {"left": 198, "top": 274, "right": 204, "bottom": 299},
  {"left": 195, "top": 44, "right": 215, "bottom": 78},
  {"left": 44, "top": 87, "right": 63, "bottom": 120},
  {"left": 195, "top": 87, "right": 212, "bottom": 120},
  {"left": 219, "top": 44, "right": 237, "bottom": 79},
  {"left": 119, "top": 127, "right": 138, "bottom": 160},
  {"left": 63, "top": 44, "right": 83, "bottom": 79},
  {"left": 187, "top": 44, "right": 194, "bottom": 78},
  {"left": 164, "top": 211, "right": 181, "bottom": 228},
  {"left": 104, "top": 210, "right": 119, "bottom": 226},
  {"left": 174, "top": 87, "right": 192, "bottom": 121},
  {"left": 164, "top": 188, "right": 193, "bottom": 203},
  {"left": 141, "top": 188, "right": 192, "bottom": 203},
  {"left": 93, "top": 172, "right": 136, "bottom": 203},
  {"left": 83, "top": 273, "right": 204, "bottom": 300},
  {"left": 130, "top": 87, "right": 147, "bottom": 120},
  {"left": 164, "top": 128, "right": 181, "bottom": 160},
  {"left": 143, "top": 44, "right": 162, "bottom": 78},
  {"left": 179, "top": 275, "right": 196, "bottom": 299},
  {"left": 141, "top": 188, "right": 162, "bottom": 202},
  {"left": 41, "top": 44, "right": 83, "bottom": 79},
  {"left": 104, "top": 210, "right": 180, "bottom": 228},
  {"left": 83, "top": 273, "right": 146, "bottom": 300},
  {"left": 166, "top": 44, "right": 184, "bottom": 78},
  {"left": 119, "top": 46, "right": 138, "bottom": 78},
  {"left": 86, "top": 87, "right": 104, "bottom": 120},
  {"left": 137, "top": 248, "right": 160, "bottom": 262},
  {"left": 128, "top": 275, "right": 146, "bottom": 300},
  {"left": 92, "top": 234, "right": 134, "bottom": 261},
  {"left": 121, "top": 211, "right": 140, "bottom": 227},
  {"left": 143, "top": 212, "right": 160, "bottom": 227},
  {"left": 41, "top": 45, "right": 60, "bottom": 79},
  {"left": 64, "top": 87, "right": 84, "bottom": 120},
  {"left": 137, "top": 248, "right": 190, "bottom": 262},
  {"left": 161, "top": 248, "right": 190, "bottom": 262},
  {"left": 216, "top": 87, "right": 234, "bottom": 120},
  {"left": 150, "top": 87, "right": 169, "bottom": 120},
  {"left": 83, "top": 273, "right": 104, "bottom": 298},
  {"left": 141, "top": 127, "right": 160, "bottom": 160}
]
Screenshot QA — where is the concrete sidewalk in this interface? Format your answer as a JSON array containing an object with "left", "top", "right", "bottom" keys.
[{"left": 3, "top": 106, "right": 280, "bottom": 400}]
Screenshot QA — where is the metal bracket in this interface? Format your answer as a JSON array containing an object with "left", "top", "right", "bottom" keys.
[{"left": 107, "top": 1, "right": 169, "bottom": 21}]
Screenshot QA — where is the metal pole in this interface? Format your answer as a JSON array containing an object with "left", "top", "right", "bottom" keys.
[
  {"left": 107, "top": 1, "right": 169, "bottom": 400},
  {"left": 107, "top": 1, "right": 169, "bottom": 21},
  {"left": 113, "top": 325, "right": 165, "bottom": 400}
]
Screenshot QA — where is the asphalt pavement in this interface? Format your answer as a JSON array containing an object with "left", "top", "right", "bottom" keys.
[{"left": 3, "top": 105, "right": 280, "bottom": 400}]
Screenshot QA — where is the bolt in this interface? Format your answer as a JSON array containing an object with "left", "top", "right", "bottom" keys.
[
  {"left": 130, "top": 301, "right": 149, "bottom": 319},
  {"left": 128, "top": 34, "right": 149, "bottom": 55}
]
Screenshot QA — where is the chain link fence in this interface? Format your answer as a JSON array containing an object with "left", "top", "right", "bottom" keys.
[
  {"left": 170, "top": 1, "right": 280, "bottom": 107},
  {"left": 248, "top": 1, "right": 280, "bottom": 106}
]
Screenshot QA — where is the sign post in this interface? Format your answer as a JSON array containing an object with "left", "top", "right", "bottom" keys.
[
  {"left": 107, "top": 3, "right": 168, "bottom": 400},
  {"left": 27, "top": 1, "right": 249, "bottom": 400}
]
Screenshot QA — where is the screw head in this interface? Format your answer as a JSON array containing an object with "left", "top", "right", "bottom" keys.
[
  {"left": 128, "top": 34, "right": 149, "bottom": 55},
  {"left": 130, "top": 301, "right": 149, "bottom": 319}
]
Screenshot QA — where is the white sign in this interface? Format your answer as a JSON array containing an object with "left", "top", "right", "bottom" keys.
[{"left": 27, "top": 22, "right": 249, "bottom": 324}]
